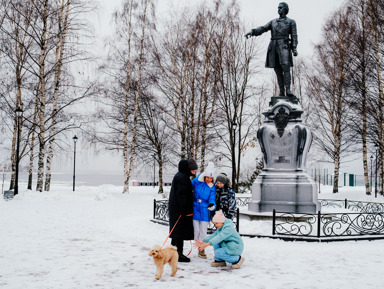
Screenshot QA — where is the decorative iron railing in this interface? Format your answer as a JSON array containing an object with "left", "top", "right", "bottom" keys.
[
  {"left": 153, "top": 200, "right": 169, "bottom": 222},
  {"left": 319, "top": 198, "right": 384, "bottom": 213},
  {"left": 153, "top": 198, "right": 245, "bottom": 232},
  {"left": 154, "top": 197, "right": 384, "bottom": 239},
  {"left": 273, "top": 210, "right": 384, "bottom": 238},
  {"left": 236, "top": 196, "right": 252, "bottom": 207}
]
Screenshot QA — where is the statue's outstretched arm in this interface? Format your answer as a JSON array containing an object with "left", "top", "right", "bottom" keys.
[{"left": 245, "top": 21, "right": 271, "bottom": 39}]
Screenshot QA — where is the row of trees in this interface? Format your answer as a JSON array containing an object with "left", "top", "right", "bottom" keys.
[
  {"left": 87, "top": 0, "right": 264, "bottom": 193},
  {"left": 0, "top": 0, "right": 96, "bottom": 192},
  {"left": 1, "top": 0, "right": 383, "bottom": 195},
  {"left": 304, "top": 0, "right": 384, "bottom": 194}
]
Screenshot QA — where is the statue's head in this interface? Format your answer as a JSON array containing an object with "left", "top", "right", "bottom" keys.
[{"left": 278, "top": 2, "right": 289, "bottom": 15}]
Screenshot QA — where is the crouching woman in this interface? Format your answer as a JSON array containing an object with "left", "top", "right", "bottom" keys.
[{"left": 194, "top": 210, "right": 245, "bottom": 269}]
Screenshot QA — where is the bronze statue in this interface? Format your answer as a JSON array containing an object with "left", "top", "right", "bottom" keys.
[{"left": 245, "top": 2, "right": 298, "bottom": 97}]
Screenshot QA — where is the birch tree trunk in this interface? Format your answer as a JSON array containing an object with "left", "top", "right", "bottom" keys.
[
  {"left": 28, "top": 89, "right": 39, "bottom": 190},
  {"left": 126, "top": 0, "right": 148, "bottom": 193},
  {"left": 28, "top": 128, "right": 37, "bottom": 190},
  {"left": 368, "top": 0, "right": 384, "bottom": 195},
  {"left": 9, "top": 118, "right": 17, "bottom": 190},
  {"left": 122, "top": 0, "right": 134, "bottom": 194},
  {"left": 355, "top": 0, "right": 370, "bottom": 195},
  {"left": 36, "top": 0, "right": 49, "bottom": 192},
  {"left": 45, "top": 0, "right": 70, "bottom": 191},
  {"left": 158, "top": 152, "right": 164, "bottom": 193}
]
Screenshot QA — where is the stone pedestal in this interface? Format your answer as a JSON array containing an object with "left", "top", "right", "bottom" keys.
[{"left": 248, "top": 96, "right": 320, "bottom": 214}]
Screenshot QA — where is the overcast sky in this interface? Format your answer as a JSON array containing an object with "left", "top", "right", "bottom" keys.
[
  {"left": 67, "top": 0, "right": 351, "bottom": 175},
  {"left": 94, "top": 0, "right": 346, "bottom": 57}
]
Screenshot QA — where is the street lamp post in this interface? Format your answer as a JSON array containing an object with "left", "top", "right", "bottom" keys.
[
  {"left": 232, "top": 121, "right": 237, "bottom": 192},
  {"left": 375, "top": 144, "right": 379, "bottom": 198},
  {"left": 153, "top": 154, "right": 156, "bottom": 188},
  {"left": 370, "top": 155, "right": 373, "bottom": 193},
  {"left": 72, "top": 135, "right": 78, "bottom": 192},
  {"left": 14, "top": 107, "right": 23, "bottom": 196}
]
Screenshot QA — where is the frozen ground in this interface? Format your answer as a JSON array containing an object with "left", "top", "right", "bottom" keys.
[{"left": 1, "top": 184, "right": 383, "bottom": 289}]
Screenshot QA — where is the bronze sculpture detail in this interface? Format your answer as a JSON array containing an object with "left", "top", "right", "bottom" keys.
[{"left": 245, "top": 2, "right": 298, "bottom": 98}]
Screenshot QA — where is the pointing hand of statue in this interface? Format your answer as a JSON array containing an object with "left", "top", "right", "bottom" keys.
[{"left": 245, "top": 31, "right": 252, "bottom": 39}]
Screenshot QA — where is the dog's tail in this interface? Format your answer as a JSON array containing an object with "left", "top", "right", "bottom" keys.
[{"left": 166, "top": 245, "right": 178, "bottom": 251}]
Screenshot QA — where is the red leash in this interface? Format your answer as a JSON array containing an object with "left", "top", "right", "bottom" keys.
[
  {"left": 161, "top": 214, "right": 194, "bottom": 256},
  {"left": 161, "top": 215, "right": 181, "bottom": 248}
]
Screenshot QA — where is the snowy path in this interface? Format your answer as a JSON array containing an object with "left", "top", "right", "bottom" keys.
[{"left": 1, "top": 186, "right": 383, "bottom": 289}]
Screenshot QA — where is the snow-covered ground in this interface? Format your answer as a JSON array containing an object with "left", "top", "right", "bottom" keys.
[{"left": 1, "top": 183, "right": 383, "bottom": 289}]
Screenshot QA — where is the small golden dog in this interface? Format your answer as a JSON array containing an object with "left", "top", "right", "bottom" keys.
[{"left": 148, "top": 245, "right": 178, "bottom": 280}]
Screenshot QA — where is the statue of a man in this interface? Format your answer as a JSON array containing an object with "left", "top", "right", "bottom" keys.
[{"left": 245, "top": 2, "right": 298, "bottom": 97}]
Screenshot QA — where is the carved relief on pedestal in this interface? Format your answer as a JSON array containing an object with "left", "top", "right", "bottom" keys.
[
  {"left": 248, "top": 98, "right": 319, "bottom": 214},
  {"left": 257, "top": 100, "right": 311, "bottom": 170}
]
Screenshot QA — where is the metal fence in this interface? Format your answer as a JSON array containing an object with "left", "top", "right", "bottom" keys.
[
  {"left": 318, "top": 198, "right": 384, "bottom": 213},
  {"left": 153, "top": 196, "right": 384, "bottom": 240},
  {"left": 273, "top": 199, "right": 384, "bottom": 239},
  {"left": 152, "top": 196, "right": 251, "bottom": 232}
]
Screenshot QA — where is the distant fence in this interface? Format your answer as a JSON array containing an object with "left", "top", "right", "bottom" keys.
[
  {"left": 136, "top": 182, "right": 172, "bottom": 186},
  {"left": 309, "top": 171, "right": 381, "bottom": 187},
  {"left": 273, "top": 199, "right": 384, "bottom": 240}
]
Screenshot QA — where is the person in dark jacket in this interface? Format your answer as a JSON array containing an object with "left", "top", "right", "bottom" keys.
[
  {"left": 214, "top": 173, "right": 236, "bottom": 219},
  {"left": 168, "top": 159, "right": 198, "bottom": 262}
]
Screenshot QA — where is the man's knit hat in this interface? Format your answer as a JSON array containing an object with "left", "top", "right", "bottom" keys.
[
  {"left": 212, "top": 210, "right": 226, "bottom": 223},
  {"left": 216, "top": 172, "right": 229, "bottom": 185}
]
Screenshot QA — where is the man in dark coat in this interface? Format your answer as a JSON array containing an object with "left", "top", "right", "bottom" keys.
[
  {"left": 245, "top": 2, "right": 298, "bottom": 97},
  {"left": 168, "top": 158, "right": 198, "bottom": 262}
]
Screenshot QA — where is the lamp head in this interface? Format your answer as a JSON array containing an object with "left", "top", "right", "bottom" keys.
[
  {"left": 15, "top": 106, "right": 23, "bottom": 118},
  {"left": 73, "top": 135, "right": 78, "bottom": 143},
  {"left": 232, "top": 121, "right": 237, "bottom": 131}
]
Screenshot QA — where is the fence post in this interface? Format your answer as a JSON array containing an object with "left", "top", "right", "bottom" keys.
[
  {"left": 317, "top": 211, "right": 321, "bottom": 238},
  {"left": 345, "top": 198, "right": 348, "bottom": 209},
  {"left": 236, "top": 208, "right": 240, "bottom": 232},
  {"left": 272, "top": 209, "right": 276, "bottom": 235},
  {"left": 153, "top": 199, "right": 156, "bottom": 219}
]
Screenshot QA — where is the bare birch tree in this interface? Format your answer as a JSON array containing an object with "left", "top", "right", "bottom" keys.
[
  {"left": 211, "top": 1, "right": 260, "bottom": 192},
  {"left": 0, "top": 0, "right": 37, "bottom": 191},
  {"left": 367, "top": 0, "right": 384, "bottom": 194},
  {"left": 306, "top": 8, "right": 354, "bottom": 193},
  {"left": 90, "top": 0, "right": 155, "bottom": 193},
  {"left": 44, "top": 0, "right": 71, "bottom": 191},
  {"left": 346, "top": 0, "right": 376, "bottom": 195},
  {"left": 150, "top": 7, "right": 196, "bottom": 161},
  {"left": 1, "top": 0, "right": 96, "bottom": 192},
  {"left": 136, "top": 89, "right": 173, "bottom": 193}
]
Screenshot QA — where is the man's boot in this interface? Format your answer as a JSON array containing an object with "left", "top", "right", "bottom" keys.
[
  {"left": 274, "top": 68, "right": 285, "bottom": 96},
  {"left": 172, "top": 239, "right": 190, "bottom": 262}
]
